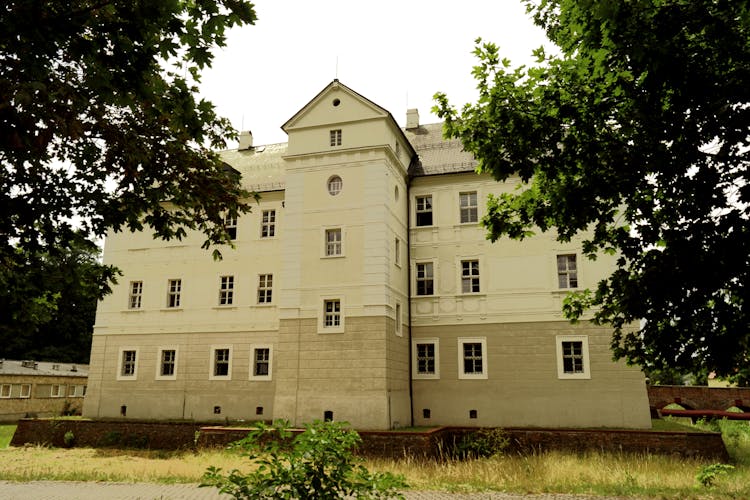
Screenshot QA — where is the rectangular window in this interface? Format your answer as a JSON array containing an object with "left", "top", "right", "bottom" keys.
[
  {"left": 213, "top": 348, "right": 231, "bottom": 378},
  {"left": 128, "top": 281, "right": 143, "bottom": 309},
  {"left": 20, "top": 384, "right": 31, "bottom": 398},
  {"left": 330, "top": 129, "right": 342, "bottom": 146},
  {"left": 394, "top": 238, "right": 400, "bottom": 266},
  {"left": 67, "top": 385, "right": 76, "bottom": 397},
  {"left": 556, "top": 335, "right": 591, "bottom": 379},
  {"left": 224, "top": 213, "right": 237, "bottom": 240},
  {"left": 458, "top": 338, "right": 488, "bottom": 379},
  {"left": 258, "top": 274, "right": 273, "bottom": 304},
  {"left": 415, "top": 195, "right": 433, "bottom": 226},
  {"left": 395, "top": 303, "right": 402, "bottom": 336},
  {"left": 167, "top": 279, "right": 181, "bottom": 308},
  {"left": 121, "top": 350, "right": 137, "bottom": 377},
  {"left": 461, "top": 260, "right": 480, "bottom": 293},
  {"left": 0, "top": 384, "right": 10, "bottom": 398},
  {"left": 416, "top": 262, "right": 434, "bottom": 296},
  {"left": 412, "top": 339, "right": 440, "bottom": 379},
  {"left": 160, "top": 349, "right": 176, "bottom": 377},
  {"left": 325, "top": 228, "right": 342, "bottom": 256},
  {"left": 557, "top": 254, "right": 578, "bottom": 288},
  {"left": 50, "top": 384, "right": 63, "bottom": 397},
  {"left": 460, "top": 191, "right": 478, "bottom": 223},
  {"left": 261, "top": 210, "right": 276, "bottom": 238},
  {"left": 253, "top": 348, "right": 270, "bottom": 377},
  {"left": 324, "top": 299, "right": 341, "bottom": 327},
  {"left": 219, "top": 275, "right": 234, "bottom": 305}
]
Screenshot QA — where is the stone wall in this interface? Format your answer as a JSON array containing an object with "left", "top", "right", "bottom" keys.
[{"left": 11, "top": 420, "right": 729, "bottom": 460}]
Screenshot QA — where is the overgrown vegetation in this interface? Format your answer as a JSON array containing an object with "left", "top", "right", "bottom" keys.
[
  {"left": 0, "top": 425, "right": 16, "bottom": 448},
  {"left": 0, "top": 420, "right": 749, "bottom": 498},
  {"left": 201, "top": 420, "right": 406, "bottom": 499}
]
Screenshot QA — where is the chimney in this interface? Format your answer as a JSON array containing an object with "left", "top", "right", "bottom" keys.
[
  {"left": 238, "top": 130, "right": 253, "bottom": 150},
  {"left": 406, "top": 108, "right": 419, "bottom": 130}
]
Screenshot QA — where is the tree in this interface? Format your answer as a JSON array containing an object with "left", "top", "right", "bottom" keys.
[
  {"left": 1, "top": 0, "right": 257, "bottom": 265},
  {"left": 435, "top": 0, "right": 750, "bottom": 382},
  {"left": 201, "top": 420, "right": 406, "bottom": 499},
  {"left": 0, "top": 234, "right": 118, "bottom": 363}
]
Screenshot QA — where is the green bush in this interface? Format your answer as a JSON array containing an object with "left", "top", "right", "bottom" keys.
[
  {"left": 454, "top": 428, "right": 510, "bottom": 459},
  {"left": 201, "top": 419, "right": 406, "bottom": 499},
  {"left": 696, "top": 463, "right": 735, "bottom": 487},
  {"left": 63, "top": 431, "right": 75, "bottom": 448}
]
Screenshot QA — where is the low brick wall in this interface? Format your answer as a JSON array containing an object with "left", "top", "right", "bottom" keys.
[
  {"left": 648, "top": 385, "right": 750, "bottom": 412},
  {"left": 11, "top": 419, "right": 202, "bottom": 450},
  {"left": 11, "top": 420, "right": 729, "bottom": 461}
]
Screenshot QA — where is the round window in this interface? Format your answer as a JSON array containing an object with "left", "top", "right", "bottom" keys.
[{"left": 327, "top": 175, "right": 343, "bottom": 196}]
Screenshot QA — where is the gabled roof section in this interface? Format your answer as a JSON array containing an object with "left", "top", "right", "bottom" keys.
[{"left": 282, "top": 79, "right": 390, "bottom": 132}]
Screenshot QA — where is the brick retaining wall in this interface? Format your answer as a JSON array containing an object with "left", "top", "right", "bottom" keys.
[
  {"left": 648, "top": 385, "right": 750, "bottom": 412},
  {"left": 12, "top": 419, "right": 729, "bottom": 460}
]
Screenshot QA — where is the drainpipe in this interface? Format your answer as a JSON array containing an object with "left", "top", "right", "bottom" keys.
[{"left": 406, "top": 173, "right": 414, "bottom": 428}]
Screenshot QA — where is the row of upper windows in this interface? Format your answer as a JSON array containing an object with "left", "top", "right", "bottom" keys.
[
  {"left": 0, "top": 383, "right": 86, "bottom": 399},
  {"left": 415, "top": 191, "right": 478, "bottom": 227},
  {"left": 412, "top": 335, "right": 591, "bottom": 381},
  {"left": 221, "top": 209, "right": 276, "bottom": 240},
  {"left": 414, "top": 254, "right": 579, "bottom": 296},
  {"left": 117, "top": 346, "right": 272, "bottom": 381},
  {"left": 127, "top": 274, "right": 273, "bottom": 309},
  {"left": 125, "top": 254, "right": 576, "bottom": 310}
]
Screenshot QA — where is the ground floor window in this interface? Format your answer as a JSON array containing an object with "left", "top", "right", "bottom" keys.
[
  {"left": 412, "top": 339, "right": 440, "bottom": 379},
  {"left": 556, "top": 335, "right": 591, "bottom": 379},
  {"left": 457, "top": 337, "right": 488, "bottom": 379}
]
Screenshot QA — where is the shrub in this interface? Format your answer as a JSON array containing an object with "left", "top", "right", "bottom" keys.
[
  {"left": 63, "top": 431, "right": 75, "bottom": 448},
  {"left": 201, "top": 419, "right": 406, "bottom": 499},
  {"left": 454, "top": 428, "right": 510, "bottom": 459},
  {"left": 696, "top": 463, "right": 735, "bottom": 487}
]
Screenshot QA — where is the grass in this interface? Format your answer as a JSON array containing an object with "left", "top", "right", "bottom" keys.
[
  {"left": 0, "top": 425, "right": 16, "bottom": 448},
  {"left": 0, "top": 419, "right": 748, "bottom": 499}
]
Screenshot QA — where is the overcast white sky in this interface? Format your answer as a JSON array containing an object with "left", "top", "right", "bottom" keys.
[{"left": 199, "top": 0, "right": 552, "bottom": 147}]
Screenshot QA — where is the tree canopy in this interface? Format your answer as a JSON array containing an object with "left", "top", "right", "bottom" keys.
[
  {"left": 435, "top": 0, "right": 750, "bottom": 382},
  {"left": 1, "top": 0, "right": 257, "bottom": 260},
  {"left": 1, "top": 1, "right": 257, "bottom": 360}
]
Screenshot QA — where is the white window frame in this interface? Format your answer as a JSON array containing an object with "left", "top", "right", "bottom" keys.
[
  {"left": 117, "top": 347, "right": 139, "bottom": 380},
  {"left": 67, "top": 385, "right": 77, "bottom": 397},
  {"left": 19, "top": 384, "right": 31, "bottom": 398},
  {"left": 249, "top": 344, "right": 273, "bottom": 381},
  {"left": 414, "top": 194, "right": 433, "bottom": 227},
  {"left": 166, "top": 279, "right": 182, "bottom": 308},
  {"left": 460, "top": 259, "right": 481, "bottom": 294},
  {"left": 557, "top": 254, "right": 579, "bottom": 289},
  {"left": 261, "top": 209, "right": 276, "bottom": 238},
  {"left": 155, "top": 346, "right": 179, "bottom": 380},
  {"left": 457, "top": 337, "right": 488, "bottom": 380},
  {"left": 318, "top": 296, "right": 345, "bottom": 334},
  {"left": 322, "top": 227, "right": 344, "bottom": 257},
  {"left": 224, "top": 213, "right": 237, "bottom": 240},
  {"left": 556, "top": 335, "right": 591, "bottom": 379},
  {"left": 128, "top": 281, "right": 143, "bottom": 309},
  {"left": 412, "top": 338, "right": 440, "bottom": 380},
  {"left": 50, "top": 384, "right": 64, "bottom": 398},
  {"left": 330, "top": 129, "right": 342, "bottom": 146},
  {"left": 218, "top": 275, "right": 234, "bottom": 306},
  {"left": 257, "top": 273, "right": 273, "bottom": 304},
  {"left": 327, "top": 175, "right": 343, "bottom": 196},
  {"left": 0, "top": 384, "right": 10, "bottom": 398},
  {"left": 209, "top": 345, "right": 233, "bottom": 380},
  {"left": 459, "top": 191, "right": 479, "bottom": 223},
  {"left": 415, "top": 261, "right": 435, "bottom": 296}
]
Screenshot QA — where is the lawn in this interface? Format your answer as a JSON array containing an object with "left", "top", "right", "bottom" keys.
[
  {"left": 0, "top": 425, "right": 16, "bottom": 448},
  {"left": 0, "top": 419, "right": 748, "bottom": 499}
]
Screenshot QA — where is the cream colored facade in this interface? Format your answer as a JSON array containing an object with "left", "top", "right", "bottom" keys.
[{"left": 83, "top": 81, "right": 651, "bottom": 429}]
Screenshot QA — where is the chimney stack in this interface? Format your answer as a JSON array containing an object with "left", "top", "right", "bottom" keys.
[
  {"left": 238, "top": 130, "right": 253, "bottom": 150},
  {"left": 406, "top": 109, "right": 419, "bottom": 130}
]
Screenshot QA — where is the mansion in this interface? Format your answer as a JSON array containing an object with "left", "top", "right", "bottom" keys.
[{"left": 82, "top": 81, "right": 651, "bottom": 429}]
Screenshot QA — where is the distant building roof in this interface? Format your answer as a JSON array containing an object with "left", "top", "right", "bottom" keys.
[
  {"left": 0, "top": 359, "right": 88, "bottom": 377},
  {"left": 219, "top": 122, "right": 477, "bottom": 192}
]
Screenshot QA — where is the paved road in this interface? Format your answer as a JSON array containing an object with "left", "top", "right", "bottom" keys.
[{"left": 0, "top": 481, "right": 630, "bottom": 500}]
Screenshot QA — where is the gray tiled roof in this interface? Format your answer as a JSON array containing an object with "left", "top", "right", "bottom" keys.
[
  {"left": 403, "top": 122, "right": 478, "bottom": 176},
  {"left": 218, "top": 122, "right": 477, "bottom": 191},
  {"left": 0, "top": 359, "right": 88, "bottom": 377}
]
